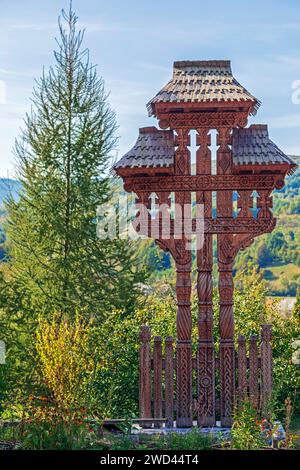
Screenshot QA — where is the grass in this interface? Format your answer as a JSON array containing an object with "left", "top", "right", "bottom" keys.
[{"left": 102, "top": 428, "right": 215, "bottom": 450}]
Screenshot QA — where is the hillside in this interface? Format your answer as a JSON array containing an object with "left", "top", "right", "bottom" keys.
[{"left": 0, "top": 158, "right": 299, "bottom": 296}]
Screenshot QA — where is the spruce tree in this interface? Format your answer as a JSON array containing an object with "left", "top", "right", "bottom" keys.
[{"left": 0, "top": 6, "right": 144, "bottom": 321}]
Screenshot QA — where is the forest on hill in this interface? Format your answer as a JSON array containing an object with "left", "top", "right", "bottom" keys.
[
  {"left": 0, "top": 157, "right": 299, "bottom": 297},
  {"left": 134, "top": 156, "right": 300, "bottom": 297}
]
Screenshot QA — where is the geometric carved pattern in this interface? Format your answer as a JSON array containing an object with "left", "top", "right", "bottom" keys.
[
  {"left": 138, "top": 325, "right": 273, "bottom": 428},
  {"left": 249, "top": 335, "right": 259, "bottom": 409},
  {"left": 260, "top": 325, "right": 273, "bottom": 416},
  {"left": 125, "top": 174, "right": 284, "bottom": 193},
  {"left": 238, "top": 335, "right": 247, "bottom": 403},
  {"left": 197, "top": 342, "right": 215, "bottom": 426},
  {"left": 139, "top": 326, "right": 152, "bottom": 427},
  {"left": 120, "top": 60, "right": 292, "bottom": 427},
  {"left": 165, "top": 337, "right": 174, "bottom": 428},
  {"left": 220, "top": 341, "right": 235, "bottom": 427},
  {"left": 153, "top": 336, "right": 163, "bottom": 425},
  {"left": 176, "top": 340, "right": 192, "bottom": 427}
]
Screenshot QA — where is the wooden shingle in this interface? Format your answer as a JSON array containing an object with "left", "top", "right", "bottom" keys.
[
  {"left": 114, "top": 127, "right": 174, "bottom": 172},
  {"left": 147, "top": 60, "right": 260, "bottom": 117},
  {"left": 232, "top": 125, "right": 297, "bottom": 174}
]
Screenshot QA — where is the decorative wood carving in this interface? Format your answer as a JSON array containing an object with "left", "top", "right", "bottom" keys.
[
  {"left": 175, "top": 258, "right": 193, "bottom": 427},
  {"left": 139, "top": 326, "right": 152, "bottom": 427},
  {"left": 165, "top": 336, "right": 174, "bottom": 428},
  {"left": 122, "top": 62, "right": 290, "bottom": 428},
  {"left": 249, "top": 334, "right": 259, "bottom": 408},
  {"left": 260, "top": 324, "right": 273, "bottom": 416},
  {"left": 124, "top": 174, "right": 284, "bottom": 193},
  {"left": 176, "top": 340, "right": 193, "bottom": 427},
  {"left": 153, "top": 336, "right": 163, "bottom": 426},
  {"left": 138, "top": 326, "right": 273, "bottom": 428},
  {"left": 195, "top": 127, "right": 215, "bottom": 426},
  {"left": 157, "top": 110, "right": 249, "bottom": 130},
  {"left": 238, "top": 335, "right": 247, "bottom": 403},
  {"left": 237, "top": 191, "right": 253, "bottom": 218}
]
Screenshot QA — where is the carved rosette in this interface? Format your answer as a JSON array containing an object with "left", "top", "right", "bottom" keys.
[
  {"left": 158, "top": 111, "right": 248, "bottom": 130},
  {"left": 197, "top": 342, "right": 215, "bottom": 426}
]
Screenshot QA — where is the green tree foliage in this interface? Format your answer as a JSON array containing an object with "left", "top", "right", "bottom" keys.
[
  {"left": 92, "top": 266, "right": 300, "bottom": 418},
  {"left": 0, "top": 8, "right": 143, "bottom": 320},
  {"left": 0, "top": 6, "right": 145, "bottom": 398}
]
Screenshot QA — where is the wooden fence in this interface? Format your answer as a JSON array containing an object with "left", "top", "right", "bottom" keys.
[{"left": 139, "top": 324, "right": 272, "bottom": 428}]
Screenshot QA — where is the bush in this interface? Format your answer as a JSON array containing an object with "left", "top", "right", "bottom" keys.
[
  {"left": 231, "top": 401, "right": 265, "bottom": 450},
  {"left": 35, "top": 313, "right": 99, "bottom": 411}
]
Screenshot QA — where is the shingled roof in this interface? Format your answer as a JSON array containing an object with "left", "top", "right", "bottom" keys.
[
  {"left": 232, "top": 125, "right": 298, "bottom": 174},
  {"left": 114, "top": 127, "right": 174, "bottom": 172},
  {"left": 147, "top": 60, "right": 260, "bottom": 117}
]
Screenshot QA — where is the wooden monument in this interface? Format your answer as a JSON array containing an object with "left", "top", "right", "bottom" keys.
[{"left": 114, "top": 60, "right": 297, "bottom": 427}]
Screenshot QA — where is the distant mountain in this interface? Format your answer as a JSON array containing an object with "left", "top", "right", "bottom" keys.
[
  {"left": 0, "top": 179, "right": 21, "bottom": 208},
  {"left": 0, "top": 156, "right": 299, "bottom": 296}
]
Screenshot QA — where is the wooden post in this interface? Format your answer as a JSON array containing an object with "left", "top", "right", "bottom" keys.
[
  {"left": 196, "top": 129, "right": 215, "bottom": 427},
  {"left": 139, "top": 326, "right": 152, "bottom": 427},
  {"left": 218, "top": 255, "right": 235, "bottom": 427},
  {"left": 173, "top": 126, "right": 193, "bottom": 428},
  {"left": 237, "top": 335, "right": 247, "bottom": 403},
  {"left": 260, "top": 324, "right": 273, "bottom": 415},
  {"left": 153, "top": 336, "right": 163, "bottom": 426},
  {"left": 217, "top": 127, "right": 235, "bottom": 427},
  {"left": 249, "top": 334, "right": 259, "bottom": 409},
  {"left": 165, "top": 336, "right": 174, "bottom": 428}
]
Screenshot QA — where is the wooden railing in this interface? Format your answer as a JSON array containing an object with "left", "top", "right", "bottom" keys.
[{"left": 139, "top": 325, "right": 272, "bottom": 428}]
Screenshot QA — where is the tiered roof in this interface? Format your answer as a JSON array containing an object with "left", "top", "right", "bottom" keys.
[
  {"left": 232, "top": 125, "right": 297, "bottom": 174},
  {"left": 147, "top": 60, "right": 260, "bottom": 117},
  {"left": 114, "top": 60, "right": 297, "bottom": 176},
  {"left": 114, "top": 127, "right": 174, "bottom": 174}
]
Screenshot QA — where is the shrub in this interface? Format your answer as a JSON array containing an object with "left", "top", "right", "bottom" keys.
[
  {"left": 35, "top": 313, "right": 98, "bottom": 411},
  {"left": 231, "top": 401, "right": 265, "bottom": 450}
]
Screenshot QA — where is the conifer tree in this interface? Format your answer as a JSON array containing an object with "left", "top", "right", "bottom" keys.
[{"left": 0, "top": 5, "right": 144, "bottom": 321}]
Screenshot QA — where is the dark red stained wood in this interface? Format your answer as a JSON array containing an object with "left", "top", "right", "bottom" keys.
[
  {"left": 153, "top": 336, "right": 163, "bottom": 426},
  {"left": 238, "top": 335, "right": 247, "bottom": 403},
  {"left": 196, "top": 128, "right": 215, "bottom": 427},
  {"left": 165, "top": 336, "right": 174, "bottom": 428},
  {"left": 123, "top": 173, "right": 285, "bottom": 193},
  {"left": 119, "top": 59, "right": 293, "bottom": 428},
  {"left": 139, "top": 326, "right": 152, "bottom": 427},
  {"left": 260, "top": 325, "right": 273, "bottom": 416},
  {"left": 249, "top": 334, "right": 259, "bottom": 409}
]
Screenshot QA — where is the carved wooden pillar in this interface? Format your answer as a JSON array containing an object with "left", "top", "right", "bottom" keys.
[
  {"left": 165, "top": 336, "right": 174, "bottom": 428},
  {"left": 139, "top": 326, "right": 152, "bottom": 426},
  {"left": 249, "top": 334, "right": 259, "bottom": 409},
  {"left": 173, "top": 127, "right": 193, "bottom": 427},
  {"left": 237, "top": 334, "right": 247, "bottom": 403},
  {"left": 260, "top": 324, "right": 273, "bottom": 416},
  {"left": 218, "top": 253, "right": 235, "bottom": 427},
  {"left": 217, "top": 127, "right": 235, "bottom": 427},
  {"left": 175, "top": 256, "right": 192, "bottom": 427},
  {"left": 195, "top": 129, "right": 215, "bottom": 426}
]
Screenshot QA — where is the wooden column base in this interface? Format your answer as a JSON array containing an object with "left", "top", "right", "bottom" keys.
[
  {"left": 197, "top": 341, "right": 215, "bottom": 427},
  {"left": 176, "top": 340, "right": 193, "bottom": 428},
  {"left": 220, "top": 340, "right": 235, "bottom": 427}
]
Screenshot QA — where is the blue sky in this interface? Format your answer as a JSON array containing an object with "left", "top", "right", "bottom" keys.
[{"left": 0, "top": 0, "right": 300, "bottom": 177}]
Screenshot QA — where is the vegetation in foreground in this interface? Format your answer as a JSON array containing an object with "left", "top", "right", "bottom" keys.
[{"left": 0, "top": 4, "right": 299, "bottom": 451}]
